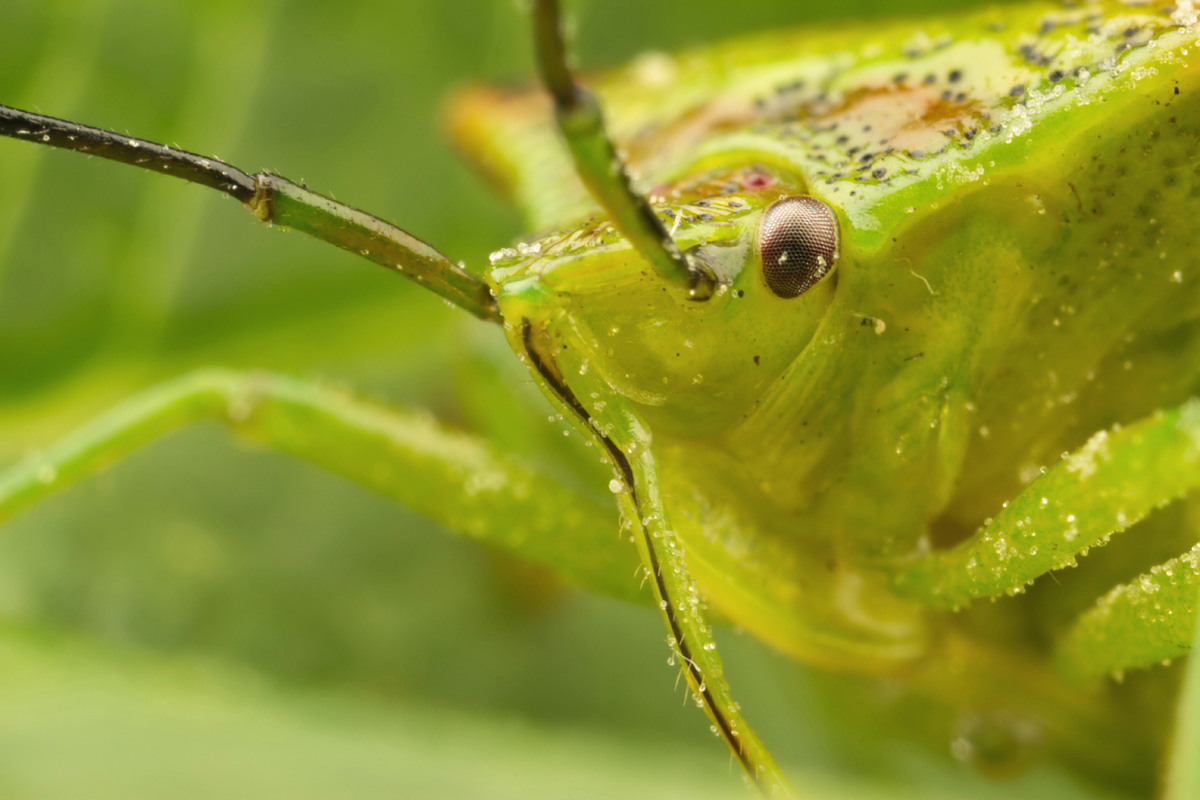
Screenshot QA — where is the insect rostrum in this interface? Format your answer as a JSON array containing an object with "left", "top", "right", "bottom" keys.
[{"left": 3, "top": 0, "right": 1200, "bottom": 796}]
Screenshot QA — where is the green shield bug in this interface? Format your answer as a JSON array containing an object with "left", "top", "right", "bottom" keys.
[{"left": 2, "top": 0, "right": 1200, "bottom": 796}]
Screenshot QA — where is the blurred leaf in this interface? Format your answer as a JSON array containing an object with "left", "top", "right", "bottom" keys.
[
  {"left": 0, "top": 624, "right": 1120, "bottom": 799},
  {"left": 0, "top": 624, "right": 755, "bottom": 799}
]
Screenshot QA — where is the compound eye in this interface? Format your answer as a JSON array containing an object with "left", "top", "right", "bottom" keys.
[{"left": 758, "top": 196, "right": 840, "bottom": 298}]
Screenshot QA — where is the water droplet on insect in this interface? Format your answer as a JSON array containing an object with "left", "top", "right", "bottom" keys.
[
  {"left": 489, "top": 247, "right": 518, "bottom": 264},
  {"left": 951, "top": 712, "right": 1041, "bottom": 777},
  {"left": 608, "top": 479, "right": 622, "bottom": 493}
]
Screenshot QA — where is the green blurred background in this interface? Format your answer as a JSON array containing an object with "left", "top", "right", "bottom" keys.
[{"left": 0, "top": 0, "right": 1129, "bottom": 797}]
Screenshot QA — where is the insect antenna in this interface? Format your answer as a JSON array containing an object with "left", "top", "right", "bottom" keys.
[
  {"left": 0, "top": 103, "right": 501, "bottom": 323},
  {"left": 531, "top": 0, "right": 717, "bottom": 301}
]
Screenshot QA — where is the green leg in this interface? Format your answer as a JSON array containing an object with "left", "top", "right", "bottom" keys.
[
  {"left": 0, "top": 369, "right": 639, "bottom": 603},
  {"left": 893, "top": 399, "right": 1200, "bottom": 609},
  {"left": 890, "top": 397, "right": 1200, "bottom": 694},
  {"left": 1056, "top": 545, "right": 1200, "bottom": 679},
  {"left": 1167, "top": 581, "right": 1200, "bottom": 800}
]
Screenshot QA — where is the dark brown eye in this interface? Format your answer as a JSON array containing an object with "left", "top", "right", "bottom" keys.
[{"left": 758, "top": 196, "right": 840, "bottom": 298}]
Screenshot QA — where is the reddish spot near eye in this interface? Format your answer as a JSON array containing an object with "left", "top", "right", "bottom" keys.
[{"left": 742, "top": 171, "right": 774, "bottom": 190}]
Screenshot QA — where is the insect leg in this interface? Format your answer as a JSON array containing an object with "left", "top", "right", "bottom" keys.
[
  {"left": 0, "top": 104, "right": 500, "bottom": 322},
  {"left": 1056, "top": 546, "right": 1200, "bottom": 680},
  {"left": 893, "top": 399, "right": 1200, "bottom": 609},
  {"left": 0, "top": 369, "right": 640, "bottom": 601},
  {"left": 529, "top": 0, "right": 716, "bottom": 300},
  {"left": 1166, "top": 587, "right": 1200, "bottom": 800}
]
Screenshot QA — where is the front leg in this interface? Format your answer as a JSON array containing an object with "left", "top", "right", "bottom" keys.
[
  {"left": 1167, "top": 583, "right": 1200, "bottom": 800},
  {"left": 0, "top": 369, "right": 640, "bottom": 602},
  {"left": 890, "top": 398, "right": 1200, "bottom": 692},
  {"left": 893, "top": 400, "right": 1200, "bottom": 610}
]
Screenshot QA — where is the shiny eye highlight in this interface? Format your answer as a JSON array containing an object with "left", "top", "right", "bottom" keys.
[{"left": 757, "top": 196, "right": 840, "bottom": 298}]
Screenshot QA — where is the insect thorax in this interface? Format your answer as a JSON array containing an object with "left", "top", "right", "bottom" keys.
[{"left": 474, "top": 0, "right": 1200, "bottom": 669}]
